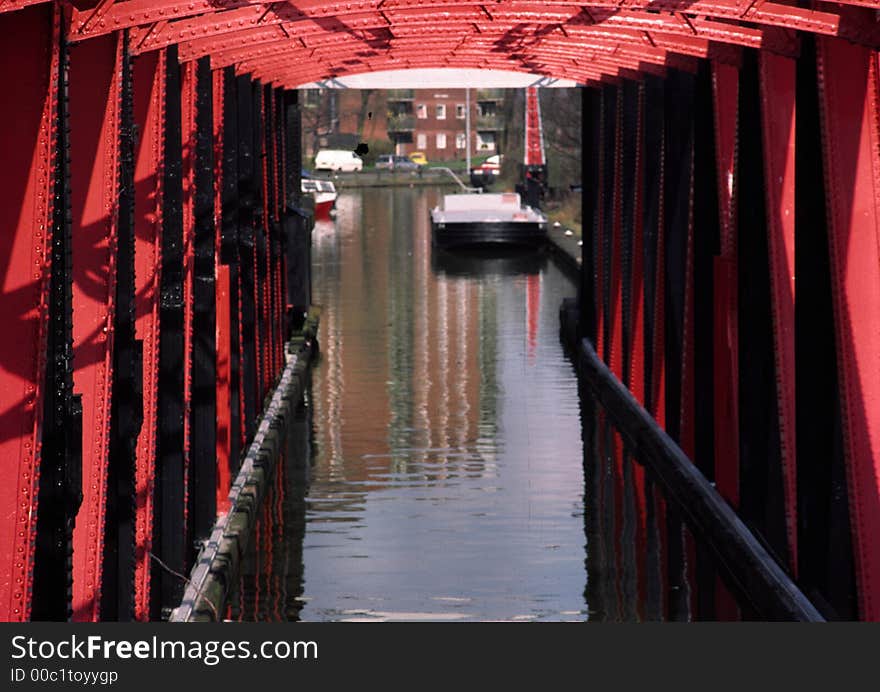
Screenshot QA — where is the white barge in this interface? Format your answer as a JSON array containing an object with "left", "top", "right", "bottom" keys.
[{"left": 430, "top": 192, "right": 547, "bottom": 249}]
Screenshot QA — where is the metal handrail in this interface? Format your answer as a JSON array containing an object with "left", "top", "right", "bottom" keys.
[{"left": 429, "top": 166, "right": 482, "bottom": 193}]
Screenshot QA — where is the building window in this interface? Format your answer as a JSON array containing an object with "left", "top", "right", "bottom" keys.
[
  {"left": 436, "top": 104, "right": 446, "bottom": 120},
  {"left": 436, "top": 133, "right": 447, "bottom": 149},
  {"left": 476, "top": 132, "right": 495, "bottom": 151},
  {"left": 455, "top": 133, "right": 466, "bottom": 149},
  {"left": 416, "top": 104, "right": 427, "bottom": 119},
  {"left": 456, "top": 104, "right": 466, "bottom": 119},
  {"left": 417, "top": 133, "right": 427, "bottom": 149}
]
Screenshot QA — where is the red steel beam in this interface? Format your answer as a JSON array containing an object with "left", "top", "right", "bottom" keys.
[
  {"left": 160, "top": 14, "right": 794, "bottom": 65},
  {"left": 267, "top": 59, "right": 608, "bottom": 88},
  {"left": 129, "top": 7, "right": 794, "bottom": 56},
  {"left": 176, "top": 23, "right": 637, "bottom": 61},
  {"left": 249, "top": 50, "right": 670, "bottom": 85},
  {"left": 255, "top": 45, "right": 676, "bottom": 86},
  {"left": 816, "top": 35, "right": 880, "bottom": 622},
  {"left": 213, "top": 68, "right": 232, "bottom": 516},
  {"left": 0, "top": 0, "right": 51, "bottom": 16},
  {"left": 63, "top": 0, "right": 871, "bottom": 50},
  {"left": 205, "top": 28, "right": 728, "bottom": 70},
  {"left": 132, "top": 46, "right": 165, "bottom": 622},
  {"left": 238, "top": 37, "right": 697, "bottom": 81},
  {"left": 68, "top": 30, "right": 122, "bottom": 622},
  {"left": 0, "top": 2, "right": 57, "bottom": 622}
]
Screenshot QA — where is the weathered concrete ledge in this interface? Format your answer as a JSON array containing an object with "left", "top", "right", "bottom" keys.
[
  {"left": 314, "top": 168, "right": 462, "bottom": 189},
  {"left": 169, "top": 308, "right": 321, "bottom": 622}
]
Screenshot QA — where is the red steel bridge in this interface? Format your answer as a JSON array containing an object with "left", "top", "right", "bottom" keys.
[{"left": 1, "top": 0, "right": 879, "bottom": 622}]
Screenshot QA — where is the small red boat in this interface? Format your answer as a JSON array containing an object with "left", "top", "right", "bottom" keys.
[{"left": 302, "top": 178, "right": 338, "bottom": 219}]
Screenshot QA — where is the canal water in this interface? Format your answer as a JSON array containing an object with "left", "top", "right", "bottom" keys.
[
  {"left": 229, "top": 185, "right": 742, "bottom": 622},
  {"left": 232, "top": 186, "right": 587, "bottom": 621}
]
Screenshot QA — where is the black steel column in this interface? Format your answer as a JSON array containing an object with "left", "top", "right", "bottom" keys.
[
  {"left": 263, "top": 85, "right": 278, "bottom": 376},
  {"left": 270, "top": 87, "right": 285, "bottom": 366},
  {"left": 189, "top": 55, "right": 217, "bottom": 551},
  {"left": 600, "top": 85, "right": 617, "bottom": 366},
  {"left": 252, "top": 81, "right": 267, "bottom": 397},
  {"left": 237, "top": 73, "right": 258, "bottom": 439},
  {"left": 33, "top": 19, "right": 83, "bottom": 622},
  {"left": 221, "top": 66, "right": 242, "bottom": 471},
  {"left": 101, "top": 31, "right": 142, "bottom": 621},
  {"left": 662, "top": 69, "right": 696, "bottom": 623},
  {"left": 692, "top": 61, "right": 722, "bottom": 620},
  {"left": 152, "top": 44, "right": 186, "bottom": 620},
  {"left": 580, "top": 87, "right": 600, "bottom": 346},
  {"left": 284, "top": 89, "right": 301, "bottom": 210},
  {"left": 283, "top": 89, "right": 309, "bottom": 335},
  {"left": 661, "top": 68, "right": 694, "bottom": 446},
  {"left": 794, "top": 35, "right": 856, "bottom": 620},
  {"left": 692, "top": 63, "right": 719, "bottom": 480},
  {"left": 642, "top": 76, "right": 664, "bottom": 415},
  {"left": 620, "top": 81, "right": 639, "bottom": 390},
  {"left": 736, "top": 49, "right": 788, "bottom": 570}
]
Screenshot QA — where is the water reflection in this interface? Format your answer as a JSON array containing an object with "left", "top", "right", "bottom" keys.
[
  {"left": 579, "top": 390, "right": 746, "bottom": 621},
  {"left": 235, "top": 187, "right": 587, "bottom": 621},
  {"left": 232, "top": 186, "right": 752, "bottom": 622},
  {"left": 229, "top": 395, "right": 311, "bottom": 622}
]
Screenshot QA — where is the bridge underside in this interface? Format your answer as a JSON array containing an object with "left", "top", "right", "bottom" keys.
[{"left": 1, "top": 0, "right": 879, "bottom": 621}]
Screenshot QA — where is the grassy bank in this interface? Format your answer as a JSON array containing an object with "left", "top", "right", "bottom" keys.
[{"left": 543, "top": 193, "right": 582, "bottom": 237}]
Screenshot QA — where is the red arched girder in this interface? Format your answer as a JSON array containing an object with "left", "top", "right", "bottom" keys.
[{"left": 15, "top": 1, "right": 868, "bottom": 87}]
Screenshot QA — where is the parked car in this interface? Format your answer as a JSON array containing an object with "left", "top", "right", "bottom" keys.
[
  {"left": 409, "top": 151, "right": 428, "bottom": 166},
  {"left": 314, "top": 149, "right": 363, "bottom": 172},
  {"left": 476, "top": 153, "right": 502, "bottom": 174},
  {"left": 376, "top": 154, "right": 421, "bottom": 171},
  {"left": 469, "top": 153, "right": 503, "bottom": 187}
]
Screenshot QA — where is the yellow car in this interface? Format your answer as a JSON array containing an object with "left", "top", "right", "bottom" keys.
[{"left": 409, "top": 151, "right": 428, "bottom": 166}]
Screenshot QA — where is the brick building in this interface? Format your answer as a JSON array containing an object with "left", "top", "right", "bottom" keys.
[{"left": 387, "top": 88, "right": 504, "bottom": 162}]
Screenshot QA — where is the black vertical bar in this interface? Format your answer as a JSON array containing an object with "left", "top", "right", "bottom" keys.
[
  {"left": 102, "top": 30, "right": 142, "bottom": 621},
  {"left": 662, "top": 68, "right": 695, "bottom": 623},
  {"left": 633, "top": 81, "right": 664, "bottom": 624},
  {"left": 252, "top": 81, "right": 267, "bottom": 397},
  {"left": 619, "top": 80, "right": 642, "bottom": 622},
  {"left": 152, "top": 44, "right": 186, "bottom": 620},
  {"left": 736, "top": 49, "right": 788, "bottom": 570},
  {"left": 283, "top": 89, "right": 309, "bottom": 335},
  {"left": 600, "top": 85, "right": 617, "bottom": 365},
  {"left": 620, "top": 81, "right": 639, "bottom": 390},
  {"left": 692, "top": 63, "right": 719, "bottom": 479},
  {"left": 580, "top": 87, "right": 599, "bottom": 345},
  {"left": 189, "top": 56, "right": 217, "bottom": 549},
  {"left": 273, "top": 87, "right": 286, "bottom": 360},
  {"left": 794, "top": 35, "right": 856, "bottom": 619},
  {"left": 642, "top": 76, "right": 664, "bottom": 414},
  {"left": 284, "top": 89, "right": 301, "bottom": 210},
  {"left": 264, "top": 85, "right": 277, "bottom": 373},
  {"left": 221, "top": 67, "right": 241, "bottom": 470},
  {"left": 33, "top": 16, "right": 83, "bottom": 622},
  {"left": 643, "top": 477, "right": 665, "bottom": 620},
  {"left": 237, "top": 73, "right": 258, "bottom": 438},
  {"left": 662, "top": 68, "right": 694, "bottom": 445},
  {"left": 692, "top": 61, "right": 721, "bottom": 621}
]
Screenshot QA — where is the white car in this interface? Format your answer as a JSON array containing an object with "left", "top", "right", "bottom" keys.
[
  {"left": 478, "top": 154, "right": 503, "bottom": 173},
  {"left": 314, "top": 149, "right": 363, "bottom": 172}
]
